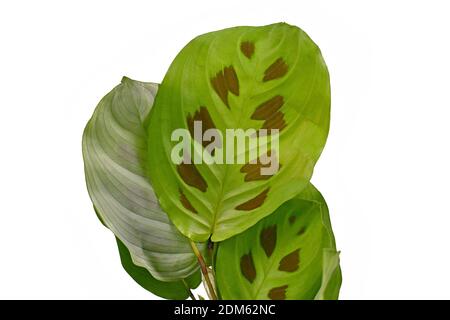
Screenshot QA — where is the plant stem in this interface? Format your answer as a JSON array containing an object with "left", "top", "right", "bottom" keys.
[
  {"left": 182, "top": 279, "right": 196, "bottom": 300},
  {"left": 189, "top": 240, "right": 218, "bottom": 300}
]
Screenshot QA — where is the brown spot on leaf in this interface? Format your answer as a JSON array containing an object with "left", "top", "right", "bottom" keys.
[
  {"left": 179, "top": 189, "right": 197, "bottom": 213},
  {"left": 240, "top": 151, "right": 279, "bottom": 181},
  {"left": 260, "top": 225, "right": 277, "bottom": 258},
  {"left": 224, "top": 66, "right": 239, "bottom": 96},
  {"left": 289, "top": 215, "right": 296, "bottom": 225},
  {"left": 263, "top": 58, "right": 288, "bottom": 82},
  {"left": 240, "top": 41, "right": 255, "bottom": 59},
  {"left": 235, "top": 188, "right": 269, "bottom": 211},
  {"left": 187, "top": 106, "right": 217, "bottom": 148},
  {"left": 268, "top": 285, "right": 288, "bottom": 300},
  {"left": 278, "top": 249, "right": 300, "bottom": 272},
  {"left": 297, "top": 227, "right": 306, "bottom": 236},
  {"left": 211, "top": 71, "right": 229, "bottom": 107},
  {"left": 240, "top": 252, "right": 256, "bottom": 283},
  {"left": 261, "top": 111, "right": 287, "bottom": 131},
  {"left": 251, "top": 95, "right": 284, "bottom": 120},
  {"left": 177, "top": 163, "right": 207, "bottom": 192},
  {"left": 211, "top": 66, "right": 240, "bottom": 108}
]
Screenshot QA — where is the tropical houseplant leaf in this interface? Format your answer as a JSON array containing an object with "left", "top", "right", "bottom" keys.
[
  {"left": 82, "top": 77, "right": 205, "bottom": 284},
  {"left": 314, "top": 248, "right": 342, "bottom": 300},
  {"left": 116, "top": 237, "right": 200, "bottom": 300},
  {"left": 215, "top": 183, "right": 341, "bottom": 299},
  {"left": 94, "top": 205, "right": 200, "bottom": 299},
  {"left": 147, "top": 23, "right": 331, "bottom": 242}
]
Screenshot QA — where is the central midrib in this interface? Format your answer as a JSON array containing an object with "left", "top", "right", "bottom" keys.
[{"left": 209, "top": 35, "right": 260, "bottom": 238}]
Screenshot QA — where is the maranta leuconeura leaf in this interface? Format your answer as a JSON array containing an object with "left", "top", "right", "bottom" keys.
[
  {"left": 147, "top": 23, "right": 331, "bottom": 242},
  {"left": 82, "top": 77, "right": 205, "bottom": 283},
  {"left": 314, "top": 248, "right": 342, "bottom": 300},
  {"left": 93, "top": 206, "right": 201, "bottom": 299},
  {"left": 115, "top": 237, "right": 201, "bottom": 300},
  {"left": 215, "top": 184, "right": 341, "bottom": 300}
]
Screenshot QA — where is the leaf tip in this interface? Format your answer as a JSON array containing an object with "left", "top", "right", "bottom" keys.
[{"left": 121, "top": 76, "right": 134, "bottom": 84}]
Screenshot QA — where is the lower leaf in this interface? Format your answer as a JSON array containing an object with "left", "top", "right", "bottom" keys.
[
  {"left": 116, "top": 237, "right": 200, "bottom": 300},
  {"left": 215, "top": 183, "right": 341, "bottom": 300}
]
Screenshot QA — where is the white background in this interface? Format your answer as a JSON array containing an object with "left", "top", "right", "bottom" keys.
[{"left": 1, "top": 0, "right": 449, "bottom": 299}]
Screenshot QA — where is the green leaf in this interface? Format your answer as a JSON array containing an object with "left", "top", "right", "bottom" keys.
[
  {"left": 215, "top": 183, "right": 341, "bottom": 300},
  {"left": 314, "top": 249, "right": 342, "bottom": 300},
  {"left": 94, "top": 204, "right": 201, "bottom": 299},
  {"left": 82, "top": 77, "right": 205, "bottom": 282},
  {"left": 116, "top": 237, "right": 200, "bottom": 300},
  {"left": 147, "top": 23, "right": 330, "bottom": 242}
]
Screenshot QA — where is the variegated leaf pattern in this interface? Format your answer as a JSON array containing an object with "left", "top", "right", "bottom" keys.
[
  {"left": 148, "top": 23, "right": 331, "bottom": 242},
  {"left": 215, "top": 183, "right": 341, "bottom": 300}
]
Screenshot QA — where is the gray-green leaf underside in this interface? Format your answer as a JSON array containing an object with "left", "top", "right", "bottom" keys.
[
  {"left": 82, "top": 77, "right": 204, "bottom": 282},
  {"left": 116, "top": 236, "right": 200, "bottom": 299},
  {"left": 147, "top": 23, "right": 331, "bottom": 242},
  {"left": 215, "top": 183, "right": 341, "bottom": 300}
]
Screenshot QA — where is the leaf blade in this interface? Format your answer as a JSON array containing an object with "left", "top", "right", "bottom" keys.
[
  {"left": 314, "top": 249, "right": 342, "bottom": 300},
  {"left": 116, "top": 237, "right": 200, "bottom": 300},
  {"left": 82, "top": 77, "right": 204, "bottom": 282},
  {"left": 215, "top": 183, "right": 341, "bottom": 300},
  {"left": 147, "top": 23, "right": 331, "bottom": 242}
]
